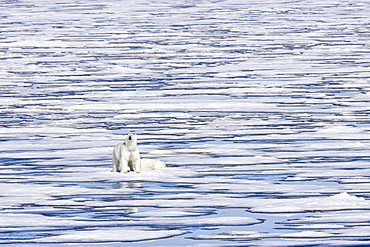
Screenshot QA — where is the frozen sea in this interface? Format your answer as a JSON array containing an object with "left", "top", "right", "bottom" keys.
[{"left": 1, "top": 0, "right": 370, "bottom": 246}]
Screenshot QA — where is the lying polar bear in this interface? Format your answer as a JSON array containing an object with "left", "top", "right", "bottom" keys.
[
  {"left": 141, "top": 158, "right": 167, "bottom": 170},
  {"left": 112, "top": 134, "right": 166, "bottom": 173}
]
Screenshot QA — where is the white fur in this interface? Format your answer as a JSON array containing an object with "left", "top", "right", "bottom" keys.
[
  {"left": 140, "top": 159, "right": 167, "bottom": 170},
  {"left": 112, "top": 134, "right": 141, "bottom": 173}
]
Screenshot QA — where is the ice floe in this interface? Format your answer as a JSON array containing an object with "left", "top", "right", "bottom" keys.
[{"left": 1, "top": 0, "right": 370, "bottom": 246}]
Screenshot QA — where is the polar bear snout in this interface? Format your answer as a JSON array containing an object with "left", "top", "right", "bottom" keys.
[
  {"left": 126, "top": 134, "right": 137, "bottom": 149},
  {"left": 127, "top": 134, "right": 136, "bottom": 143}
]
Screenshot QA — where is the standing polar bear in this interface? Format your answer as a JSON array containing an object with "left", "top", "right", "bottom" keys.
[{"left": 112, "top": 134, "right": 141, "bottom": 173}]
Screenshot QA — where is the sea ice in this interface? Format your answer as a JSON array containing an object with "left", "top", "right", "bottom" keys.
[
  {"left": 35, "top": 229, "right": 187, "bottom": 243},
  {"left": 1, "top": 0, "right": 370, "bottom": 245}
]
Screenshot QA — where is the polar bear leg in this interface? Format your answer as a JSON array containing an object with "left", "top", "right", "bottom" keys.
[
  {"left": 119, "top": 156, "right": 130, "bottom": 173},
  {"left": 132, "top": 156, "right": 141, "bottom": 173},
  {"left": 112, "top": 143, "right": 123, "bottom": 172},
  {"left": 112, "top": 156, "right": 119, "bottom": 172}
]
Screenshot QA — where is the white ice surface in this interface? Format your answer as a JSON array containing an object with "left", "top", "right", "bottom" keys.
[
  {"left": 1, "top": 0, "right": 370, "bottom": 246},
  {"left": 38, "top": 229, "right": 186, "bottom": 243}
]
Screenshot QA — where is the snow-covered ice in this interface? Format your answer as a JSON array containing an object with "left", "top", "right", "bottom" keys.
[{"left": 1, "top": 0, "right": 370, "bottom": 246}]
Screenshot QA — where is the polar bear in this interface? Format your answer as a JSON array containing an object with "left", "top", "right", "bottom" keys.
[
  {"left": 141, "top": 159, "right": 167, "bottom": 170},
  {"left": 112, "top": 134, "right": 141, "bottom": 173}
]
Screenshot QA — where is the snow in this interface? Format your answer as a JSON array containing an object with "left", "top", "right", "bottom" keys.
[
  {"left": 249, "top": 192, "right": 370, "bottom": 214},
  {"left": 1, "top": 0, "right": 370, "bottom": 246}
]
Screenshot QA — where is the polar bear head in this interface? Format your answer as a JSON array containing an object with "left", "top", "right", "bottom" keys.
[{"left": 125, "top": 134, "right": 138, "bottom": 150}]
